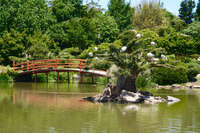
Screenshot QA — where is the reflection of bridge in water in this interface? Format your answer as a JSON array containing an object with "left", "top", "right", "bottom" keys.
[{"left": 13, "top": 59, "right": 107, "bottom": 83}]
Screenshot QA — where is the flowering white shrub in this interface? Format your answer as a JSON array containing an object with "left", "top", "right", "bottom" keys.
[
  {"left": 88, "top": 52, "right": 93, "bottom": 57},
  {"left": 120, "top": 46, "right": 127, "bottom": 52},
  {"left": 147, "top": 53, "right": 154, "bottom": 58},
  {"left": 94, "top": 47, "right": 98, "bottom": 51},
  {"left": 150, "top": 41, "right": 156, "bottom": 46},
  {"left": 136, "top": 34, "right": 142, "bottom": 38}
]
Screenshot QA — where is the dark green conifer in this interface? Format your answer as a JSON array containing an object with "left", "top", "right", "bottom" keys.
[
  {"left": 195, "top": 0, "right": 200, "bottom": 21},
  {"left": 179, "top": 0, "right": 195, "bottom": 24},
  {"left": 108, "top": 0, "right": 133, "bottom": 32}
]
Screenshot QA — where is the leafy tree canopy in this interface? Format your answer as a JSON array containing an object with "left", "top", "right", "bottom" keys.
[
  {"left": 132, "top": 0, "right": 165, "bottom": 30},
  {"left": 108, "top": 0, "right": 133, "bottom": 31},
  {"left": 183, "top": 21, "right": 200, "bottom": 39},
  {"left": 0, "top": 0, "right": 55, "bottom": 35},
  {"left": 159, "top": 32, "right": 197, "bottom": 56},
  {"left": 196, "top": 0, "right": 200, "bottom": 20},
  {"left": 51, "top": 0, "right": 83, "bottom": 22}
]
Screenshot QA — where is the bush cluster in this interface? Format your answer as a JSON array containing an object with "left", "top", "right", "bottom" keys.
[{"left": 152, "top": 65, "right": 189, "bottom": 85}]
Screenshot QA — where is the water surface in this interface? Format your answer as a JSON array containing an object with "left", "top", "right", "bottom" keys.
[{"left": 0, "top": 82, "right": 200, "bottom": 133}]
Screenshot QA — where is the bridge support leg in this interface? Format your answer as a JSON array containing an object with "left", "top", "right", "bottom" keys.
[
  {"left": 57, "top": 72, "right": 59, "bottom": 83},
  {"left": 46, "top": 73, "right": 48, "bottom": 83},
  {"left": 80, "top": 73, "right": 83, "bottom": 84},
  {"left": 67, "top": 72, "right": 70, "bottom": 84},
  {"left": 34, "top": 73, "right": 37, "bottom": 82}
]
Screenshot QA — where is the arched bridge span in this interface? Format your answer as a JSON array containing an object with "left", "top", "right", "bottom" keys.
[{"left": 12, "top": 59, "right": 107, "bottom": 83}]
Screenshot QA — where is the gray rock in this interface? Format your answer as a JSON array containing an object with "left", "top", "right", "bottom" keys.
[
  {"left": 144, "top": 96, "right": 166, "bottom": 104},
  {"left": 172, "top": 84, "right": 183, "bottom": 89},
  {"left": 120, "top": 90, "right": 144, "bottom": 103},
  {"left": 193, "top": 85, "right": 200, "bottom": 89},
  {"left": 166, "top": 96, "right": 180, "bottom": 105},
  {"left": 196, "top": 74, "right": 200, "bottom": 78}
]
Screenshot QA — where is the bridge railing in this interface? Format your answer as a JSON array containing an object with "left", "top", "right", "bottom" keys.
[{"left": 13, "top": 59, "right": 88, "bottom": 73}]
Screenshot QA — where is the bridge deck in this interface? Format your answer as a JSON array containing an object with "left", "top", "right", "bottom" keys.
[
  {"left": 18, "top": 68, "right": 107, "bottom": 77},
  {"left": 13, "top": 59, "right": 107, "bottom": 77}
]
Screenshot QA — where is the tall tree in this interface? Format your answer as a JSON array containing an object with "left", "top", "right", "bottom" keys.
[
  {"left": 108, "top": 0, "right": 133, "bottom": 32},
  {"left": 132, "top": 0, "right": 164, "bottom": 30},
  {"left": 196, "top": 0, "right": 200, "bottom": 21},
  {"left": 51, "top": 0, "right": 83, "bottom": 22},
  {"left": 0, "top": 30, "right": 26, "bottom": 65},
  {"left": 179, "top": 0, "right": 195, "bottom": 24},
  {"left": 0, "top": 0, "right": 55, "bottom": 35},
  {"left": 48, "top": 17, "right": 96, "bottom": 50}
]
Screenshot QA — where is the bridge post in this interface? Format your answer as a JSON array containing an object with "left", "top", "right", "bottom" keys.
[
  {"left": 67, "top": 72, "right": 70, "bottom": 84},
  {"left": 79, "top": 60, "right": 82, "bottom": 72},
  {"left": 34, "top": 73, "right": 37, "bottom": 82},
  {"left": 46, "top": 73, "right": 48, "bottom": 83},
  {"left": 80, "top": 73, "right": 83, "bottom": 84},
  {"left": 57, "top": 72, "right": 59, "bottom": 83}
]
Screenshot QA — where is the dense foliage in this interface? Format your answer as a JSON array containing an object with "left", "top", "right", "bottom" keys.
[
  {"left": 108, "top": 0, "right": 133, "bottom": 32},
  {"left": 196, "top": 0, "right": 200, "bottom": 20},
  {"left": 132, "top": 0, "right": 164, "bottom": 30},
  {"left": 0, "top": 0, "right": 199, "bottom": 86},
  {"left": 152, "top": 65, "right": 189, "bottom": 85}
]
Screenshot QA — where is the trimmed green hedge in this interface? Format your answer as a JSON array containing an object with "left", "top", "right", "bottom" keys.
[
  {"left": 186, "top": 62, "right": 200, "bottom": 82},
  {"left": 152, "top": 66, "right": 188, "bottom": 85}
]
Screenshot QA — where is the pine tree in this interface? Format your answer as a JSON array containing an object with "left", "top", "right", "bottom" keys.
[
  {"left": 108, "top": 0, "right": 133, "bottom": 32},
  {"left": 196, "top": 0, "right": 200, "bottom": 21},
  {"left": 179, "top": 0, "right": 195, "bottom": 24}
]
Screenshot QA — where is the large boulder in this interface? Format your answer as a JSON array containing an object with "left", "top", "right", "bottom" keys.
[
  {"left": 119, "top": 90, "right": 144, "bottom": 103},
  {"left": 166, "top": 96, "right": 180, "bottom": 105}
]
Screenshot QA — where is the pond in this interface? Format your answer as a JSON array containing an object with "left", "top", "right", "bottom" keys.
[{"left": 0, "top": 82, "right": 200, "bottom": 133}]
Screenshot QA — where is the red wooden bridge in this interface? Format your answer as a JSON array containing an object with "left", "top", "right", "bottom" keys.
[{"left": 13, "top": 59, "right": 107, "bottom": 83}]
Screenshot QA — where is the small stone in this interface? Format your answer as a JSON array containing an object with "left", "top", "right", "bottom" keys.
[
  {"left": 196, "top": 74, "right": 200, "bottom": 78},
  {"left": 172, "top": 84, "right": 182, "bottom": 89},
  {"left": 144, "top": 96, "right": 165, "bottom": 104},
  {"left": 193, "top": 85, "right": 200, "bottom": 89},
  {"left": 166, "top": 96, "right": 180, "bottom": 105}
]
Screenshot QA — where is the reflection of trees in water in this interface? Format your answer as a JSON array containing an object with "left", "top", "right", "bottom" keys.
[
  {"left": 13, "top": 89, "right": 97, "bottom": 109},
  {"left": 1, "top": 83, "right": 200, "bottom": 133},
  {"left": 112, "top": 104, "right": 163, "bottom": 133},
  {"left": 13, "top": 82, "right": 102, "bottom": 93}
]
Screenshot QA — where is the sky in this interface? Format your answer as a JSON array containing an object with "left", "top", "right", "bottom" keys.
[{"left": 83, "top": 0, "right": 199, "bottom": 16}]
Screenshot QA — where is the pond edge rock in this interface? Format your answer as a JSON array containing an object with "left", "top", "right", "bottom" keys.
[{"left": 83, "top": 89, "right": 180, "bottom": 105}]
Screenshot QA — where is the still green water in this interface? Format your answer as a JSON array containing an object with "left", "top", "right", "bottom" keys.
[{"left": 0, "top": 82, "right": 200, "bottom": 133}]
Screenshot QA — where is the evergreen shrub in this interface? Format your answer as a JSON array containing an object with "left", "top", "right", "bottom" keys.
[
  {"left": 186, "top": 62, "right": 200, "bottom": 81},
  {"left": 152, "top": 65, "right": 188, "bottom": 85}
]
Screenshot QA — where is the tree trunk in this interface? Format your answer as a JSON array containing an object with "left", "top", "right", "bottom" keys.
[
  {"left": 117, "top": 75, "right": 137, "bottom": 91},
  {"left": 111, "top": 74, "right": 138, "bottom": 96}
]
